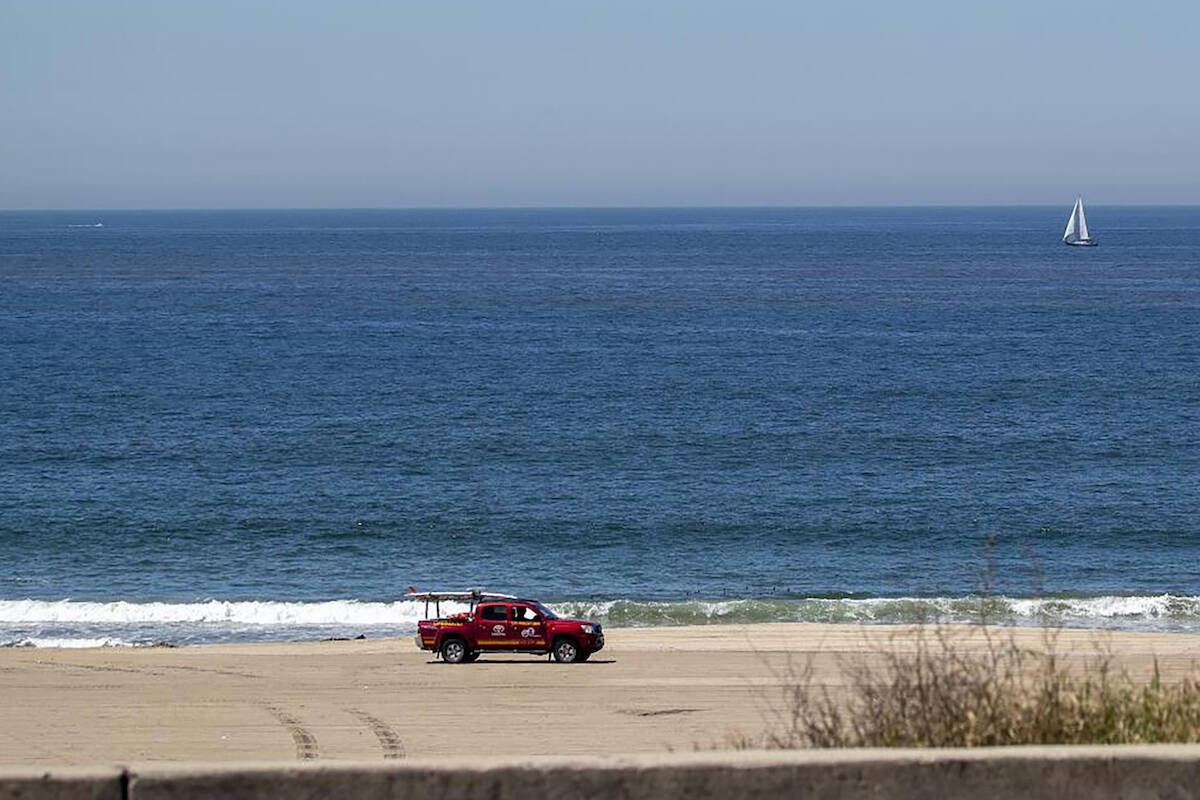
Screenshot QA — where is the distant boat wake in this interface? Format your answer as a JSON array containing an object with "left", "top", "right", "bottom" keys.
[{"left": 67, "top": 223, "right": 104, "bottom": 228}]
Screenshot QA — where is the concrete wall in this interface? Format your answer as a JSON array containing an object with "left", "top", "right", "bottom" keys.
[
  {"left": 0, "top": 767, "right": 123, "bottom": 800},
  {"left": 7, "top": 747, "right": 1200, "bottom": 800}
]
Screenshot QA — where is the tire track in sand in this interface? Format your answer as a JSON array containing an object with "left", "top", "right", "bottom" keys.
[
  {"left": 264, "top": 705, "right": 319, "bottom": 760},
  {"left": 348, "top": 708, "right": 405, "bottom": 759}
]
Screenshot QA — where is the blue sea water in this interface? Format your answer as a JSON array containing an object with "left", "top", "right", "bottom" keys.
[{"left": 2, "top": 207, "right": 1199, "bottom": 646}]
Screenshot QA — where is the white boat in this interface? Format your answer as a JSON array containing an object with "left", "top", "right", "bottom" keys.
[{"left": 1062, "top": 196, "right": 1097, "bottom": 247}]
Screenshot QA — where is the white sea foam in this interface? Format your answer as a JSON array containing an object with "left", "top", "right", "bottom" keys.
[
  {"left": 1006, "top": 594, "right": 1200, "bottom": 620},
  {"left": 1, "top": 637, "right": 132, "bottom": 648},
  {"left": 0, "top": 599, "right": 468, "bottom": 627},
  {"left": 3, "top": 595, "right": 1199, "bottom": 636},
  {"left": 553, "top": 594, "right": 1200, "bottom": 628}
]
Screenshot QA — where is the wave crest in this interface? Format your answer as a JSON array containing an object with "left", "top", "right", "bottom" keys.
[
  {"left": 555, "top": 594, "right": 1200, "bottom": 629},
  {"left": 4, "top": 595, "right": 1200, "bottom": 633},
  {"left": 1, "top": 636, "right": 131, "bottom": 649},
  {"left": 0, "top": 599, "right": 467, "bottom": 626}
]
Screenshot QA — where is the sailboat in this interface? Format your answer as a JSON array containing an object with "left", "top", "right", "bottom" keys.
[{"left": 1062, "top": 196, "right": 1097, "bottom": 246}]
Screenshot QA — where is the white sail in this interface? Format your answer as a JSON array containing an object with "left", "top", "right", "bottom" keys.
[
  {"left": 1077, "top": 198, "right": 1090, "bottom": 241},
  {"left": 1062, "top": 195, "right": 1097, "bottom": 245},
  {"left": 1063, "top": 198, "right": 1079, "bottom": 241}
]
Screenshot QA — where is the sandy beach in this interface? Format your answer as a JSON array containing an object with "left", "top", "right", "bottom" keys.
[{"left": 3, "top": 623, "right": 1199, "bottom": 766}]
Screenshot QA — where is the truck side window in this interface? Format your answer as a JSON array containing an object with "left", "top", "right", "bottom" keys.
[
  {"left": 480, "top": 604, "right": 508, "bottom": 621},
  {"left": 512, "top": 606, "right": 540, "bottom": 622}
]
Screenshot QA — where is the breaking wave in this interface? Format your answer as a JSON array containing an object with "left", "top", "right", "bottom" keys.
[
  {"left": 5, "top": 594, "right": 1200, "bottom": 647},
  {"left": 0, "top": 598, "right": 455, "bottom": 626},
  {"left": 553, "top": 594, "right": 1200, "bottom": 630},
  {"left": 1, "top": 637, "right": 132, "bottom": 649}
]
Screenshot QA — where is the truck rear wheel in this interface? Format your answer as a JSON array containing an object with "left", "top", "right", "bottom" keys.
[
  {"left": 440, "top": 638, "right": 468, "bottom": 664},
  {"left": 552, "top": 638, "right": 580, "bottom": 663}
]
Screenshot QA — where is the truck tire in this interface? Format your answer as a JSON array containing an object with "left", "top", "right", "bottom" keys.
[
  {"left": 576, "top": 650, "right": 591, "bottom": 662},
  {"left": 463, "top": 651, "right": 480, "bottom": 663},
  {"left": 440, "top": 638, "right": 468, "bottom": 664},
  {"left": 552, "top": 637, "right": 580, "bottom": 663}
]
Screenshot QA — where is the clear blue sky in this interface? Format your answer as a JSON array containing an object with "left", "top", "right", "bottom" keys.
[{"left": 3, "top": 0, "right": 1197, "bottom": 208}]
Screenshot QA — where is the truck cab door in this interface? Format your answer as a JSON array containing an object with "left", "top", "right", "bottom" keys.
[
  {"left": 509, "top": 604, "right": 547, "bottom": 648},
  {"left": 476, "top": 603, "right": 514, "bottom": 648}
]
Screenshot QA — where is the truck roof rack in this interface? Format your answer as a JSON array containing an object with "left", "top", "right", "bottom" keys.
[
  {"left": 406, "top": 590, "right": 519, "bottom": 603},
  {"left": 406, "top": 589, "right": 521, "bottom": 618}
]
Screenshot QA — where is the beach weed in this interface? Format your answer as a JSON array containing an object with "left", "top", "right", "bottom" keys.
[{"left": 756, "top": 624, "right": 1200, "bottom": 748}]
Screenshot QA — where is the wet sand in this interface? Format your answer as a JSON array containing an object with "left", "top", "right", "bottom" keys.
[{"left": 3, "top": 624, "right": 1199, "bottom": 765}]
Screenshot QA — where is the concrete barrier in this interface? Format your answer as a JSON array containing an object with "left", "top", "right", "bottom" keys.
[
  {"left": 8, "top": 747, "right": 1200, "bottom": 799},
  {"left": 126, "top": 747, "right": 1200, "bottom": 800},
  {"left": 0, "top": 766, "right": 124, "bottom": 800}
]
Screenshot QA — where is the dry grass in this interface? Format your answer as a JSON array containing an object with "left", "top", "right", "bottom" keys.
[{"left": 754, "top": 625, "right": 1200, "bottom": 748}]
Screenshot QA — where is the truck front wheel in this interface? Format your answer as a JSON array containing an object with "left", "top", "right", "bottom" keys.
[
  {"left": 552, "top": 637, "right": 580, "bottom": 663},
  {"left": 440, "top": 638, "right": 468, "bottom": 664}
]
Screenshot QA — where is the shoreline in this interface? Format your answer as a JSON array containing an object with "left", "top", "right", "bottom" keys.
[
  {"left": 9, "top": 619, "right": 1200, "bottom": 651},
  {"left": 8, "top": 592, "right": 1200, "bottom": 649},
  {"left": 3, "top": 622, "right": 1200, "bottom": 765}
]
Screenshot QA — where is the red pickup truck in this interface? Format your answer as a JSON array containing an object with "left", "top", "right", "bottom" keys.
[{"left": 409, "top": 590, "right": 604, "bottom": 663}]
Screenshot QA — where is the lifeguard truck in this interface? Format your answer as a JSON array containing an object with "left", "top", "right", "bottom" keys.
[{"left": 409, "top": 590, "right": 604, "bottom": 663}]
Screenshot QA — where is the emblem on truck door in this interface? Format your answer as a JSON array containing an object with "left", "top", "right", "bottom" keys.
[
  {"left": 521, "top": 627, "right": 536, "bottom": 638},
  {"left": 492, "top": 624, "right": 506, "bottom": 636}
]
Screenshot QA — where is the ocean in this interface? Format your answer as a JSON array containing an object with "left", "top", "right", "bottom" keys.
[{"left": 2, "top": 206, "right": 1198, "bottom": 647}]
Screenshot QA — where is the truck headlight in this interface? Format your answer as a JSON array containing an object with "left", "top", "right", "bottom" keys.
[{"left": 581, "top": 624, "right": 594, "bottom": 634}]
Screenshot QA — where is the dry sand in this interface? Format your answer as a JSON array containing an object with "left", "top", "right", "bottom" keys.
[{"left": 3, "top": 624, "right": 1199, "bottom": 765}]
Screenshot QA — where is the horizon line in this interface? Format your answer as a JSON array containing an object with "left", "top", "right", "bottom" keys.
[{"left": 2, "top": 202, "right": 1198, "bottom": 213}]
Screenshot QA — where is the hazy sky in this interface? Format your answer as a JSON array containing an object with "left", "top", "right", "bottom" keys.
[{"left": 3, "top": 0, "right": 1198, "bottom": 209}]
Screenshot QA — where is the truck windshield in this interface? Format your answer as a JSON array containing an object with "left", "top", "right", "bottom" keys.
[{"left": 531, "top": 602, "right": 558, "bottom": 620}]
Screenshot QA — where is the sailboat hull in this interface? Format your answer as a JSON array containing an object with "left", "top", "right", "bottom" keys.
[{"left": 1064, "top": 239, "right": 1098, "bottom": 247}]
